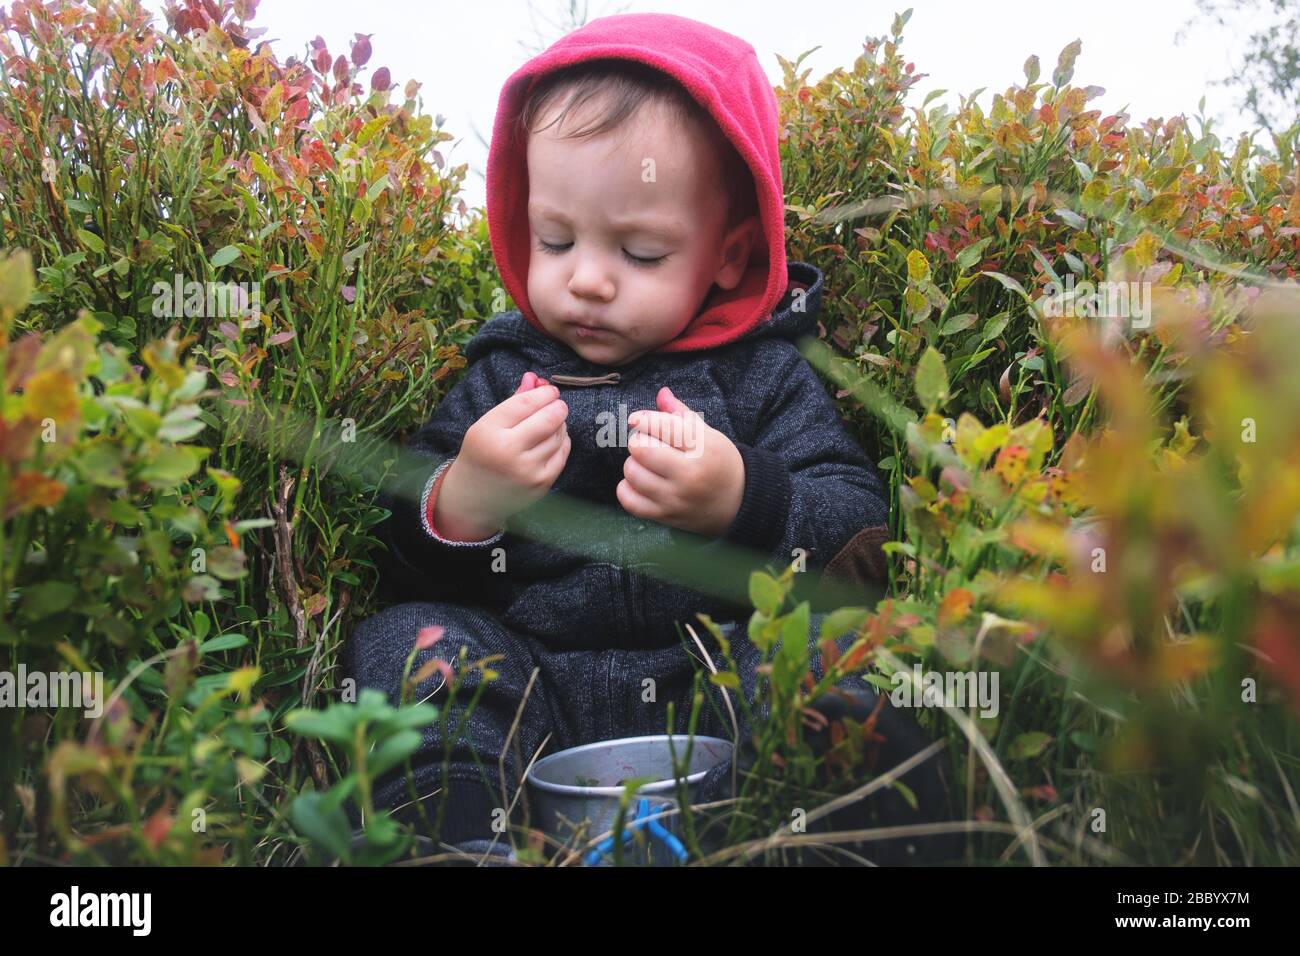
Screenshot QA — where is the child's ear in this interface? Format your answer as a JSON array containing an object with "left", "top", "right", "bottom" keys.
[{"left": 713, "top": 214, "right": 760, "bottom": 291}]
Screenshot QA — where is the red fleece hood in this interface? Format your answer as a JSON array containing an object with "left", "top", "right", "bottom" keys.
[{"left": 486, "top": 12, "right": 788, "bottom": 355}]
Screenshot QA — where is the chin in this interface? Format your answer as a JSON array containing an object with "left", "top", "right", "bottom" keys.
[{"left": 574, "top": 341, "right": 628, "bottom": 365}]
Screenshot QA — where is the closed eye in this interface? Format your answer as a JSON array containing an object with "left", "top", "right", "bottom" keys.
[{"left": 535, "top": 239, "right": 667, "bottom": 269}]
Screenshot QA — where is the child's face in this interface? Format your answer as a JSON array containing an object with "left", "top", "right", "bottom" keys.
[{"left": 525, "top": 98, "right": 756, "bottom": 366}]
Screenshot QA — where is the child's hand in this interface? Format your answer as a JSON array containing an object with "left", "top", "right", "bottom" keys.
[
  {"left": 620, "top": 387, "right": 746, "bottom": 538},
  {"left": 434, "top": 371, "right": 570, "bottom": 538}
]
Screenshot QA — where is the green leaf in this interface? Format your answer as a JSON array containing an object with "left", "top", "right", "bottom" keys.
[
  {"left": 980, "top": 312, "right": 1011, "bottom": 343},
  {"left": 210, "top": 245, "right": 241, "bottom": 268},
  {"left": 778, "top": 601, "right": 811, "bottom": 674},
  {"left": 206, "top": 545, "right": 248, "bottom": 581},
  {"left": 819, "top": 607, "right": 869, "bottom": 643},
  {"left": 956, "top": 236, "right": 992, "bottom": 271},
  {"left": 939, "top": 312, "right": 978, "bottom": 335},
  {"left": 290, "top": 792, "right": 353, "bottom": 862},
  {"left": 232, "top": 518, "right": 275, "bottom": 532},
  {"left": 77, "top": 443, "right": 126, "bottom": 487},
  {"left": 1069, "top": 730, "right": 1101, "bottom": 753},
  {"left": 76, "top": 229, "right": 105, "bottom": 255},
  {"left": 368, "top": 729, "right": 422, "bottom": 778},
  {"left": 1054, "top": 207, "right": 1087, "bottom": 230},
  {"left": 159, "top": 405, "right": 206, "bottom": 441},
  {"left": 357, "top": 116, "right": 391, "bottom": 147},
  {"left": 980, "top": 271, "right": 1034, "bottom": 306},
  {"left": 286, "top": 709, "right": 357, "bottom": 745},
  {"left": 251, "top": 153, "right": 277, "bottom": 182},
  {"left": 200, "top": 633, "right": 249, "bottom": 653},
  {"left": 136, "top": 446, "right": 206, "bottom": 487},
  {"left": 20, "top": 581, "right": 78, "bottom": 619},
  {"left": 1008, "top": 731, "right": 1053, "bottom": 759},
  {"left": 979, "top": 186, "right": 1002, "bottom": 220},
  {"left": 915, "top": 347, "right": 949, "bottom": 410},
  {"left": 748, "top": 571, "right": 784, "bottom": 617},
  {"left": 709, "top": 671, "right": 741, "bottom": 690},
  {"left": 1023, "top": 54, "right": 1040, "bottom": 85}
]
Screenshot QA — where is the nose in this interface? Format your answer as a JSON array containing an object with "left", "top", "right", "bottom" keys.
[{"left": 567, "top": 250, "right": 615, "bottom": 302}]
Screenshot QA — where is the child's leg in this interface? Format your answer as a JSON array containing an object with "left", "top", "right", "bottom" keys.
[
  {"left": 533, "top": 624, "right": 751, "bottom": 747},
  {"left": 343, "top": 601, "right": 553, "bottom": 845}
]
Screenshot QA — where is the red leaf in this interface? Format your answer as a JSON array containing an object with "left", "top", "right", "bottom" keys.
[
  {"left": 371, "top": 67, "right": 391, "bottom": 92},
  {"left": 416, "top": 625, "right": 445, "bottom": 650},
  {"left": 351, "top": 34, "right": 372, "bottom": 67},
  {"left": 268, "top": 330, "right": 296, "bottom": 346}
]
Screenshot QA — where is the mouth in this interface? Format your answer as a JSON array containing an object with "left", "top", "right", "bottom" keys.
[{"left": 569, "top": 319, "right": 615, "bottom": 338}]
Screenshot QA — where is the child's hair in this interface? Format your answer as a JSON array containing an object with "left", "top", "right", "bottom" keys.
[{"left": 515, "top": 58, "right": 758, "bottom": 231}]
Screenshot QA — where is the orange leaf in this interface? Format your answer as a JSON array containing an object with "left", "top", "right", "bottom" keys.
[
  {"left": 994, "top": 444, "right": 1029, "bottom": 485},
  {"left": 938, "top": 588, "right": 975, "bottom": 627},
  {"left": 6, "top": 471, "right": 66, "bottom": 517}
]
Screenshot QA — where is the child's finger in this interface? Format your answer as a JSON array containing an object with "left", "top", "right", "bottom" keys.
[
  {"left": 616, "top": 477, "right": 660, "bottom": 521},
  {"left": 527, "top": 424, "right": 566, "bottom": 460},
  {"left": 628, "top": 409, "right": 698, "bottom": 450},
  {"left": 626, "top": 430, "right": 683, "bottom": 480},
  {"left": 513, "top": 394, "right": 568, "bottom": 447},
  {"left": 543, "top": 428, "right": 570, "bottom": 476},
  {"left": 516, "top": 371, "right": 537, "bottom": 393},
  {"left": 623, "top": 453, "right": 673, "bottom": 500},
  {"left": 494, "top": 383, "right": 560, "bottom": 428}
]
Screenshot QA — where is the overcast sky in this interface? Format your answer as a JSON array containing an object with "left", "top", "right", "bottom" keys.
[{"left": 144, "top": 0, "right": 1253, "bottom": 211}]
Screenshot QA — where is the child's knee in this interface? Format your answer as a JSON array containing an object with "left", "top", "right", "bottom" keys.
[{"left": 347, "top": 602, "right": 488, "bottom": 693}]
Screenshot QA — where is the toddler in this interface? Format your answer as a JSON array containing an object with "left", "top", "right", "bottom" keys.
[{"left": 346, "top": 12, "right": 953, "bottom": 865}]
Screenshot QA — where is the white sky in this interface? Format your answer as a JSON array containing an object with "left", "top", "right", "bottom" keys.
[{"left": 143, "top": 0, "right": 1253, "bottom": 211}]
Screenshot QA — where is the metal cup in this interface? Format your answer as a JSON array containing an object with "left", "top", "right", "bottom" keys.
[{"left": 526, "top": 734, "right": 734, "bottom": 866}]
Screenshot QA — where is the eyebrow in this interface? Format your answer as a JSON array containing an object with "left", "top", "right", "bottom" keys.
[{"left": 528, "top": 204, "right": 683, "bottom": 242}]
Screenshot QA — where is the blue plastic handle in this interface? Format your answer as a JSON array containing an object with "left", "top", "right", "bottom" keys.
[{"left": 583, "top": 798, "right": 689, "bottom": 865}]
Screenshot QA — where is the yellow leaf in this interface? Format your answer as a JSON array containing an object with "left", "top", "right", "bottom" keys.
[
  {"left": 906, "top": 249, "right": 929, "bottom": 282},
  {"left": 225, "top": 666, "right": 261, "bottom": 699},
  {"left": 21, "top": 368, "right": 80, "bottom": 424},
  {"left": 236, "top": 757, "right": 267, "bottom": 785},
  {"left": 1133, "top": 230, "right": 1160, "bottom": 268},
  {"left": 1007, "top": 417, "right": 1054, "bottom": 470},
  {"left": 1155, "top": 635, "right": 1218, "bottom": 683},
  {"left": 955, "top": 413, "right": 1010, "bottom": 467}
]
